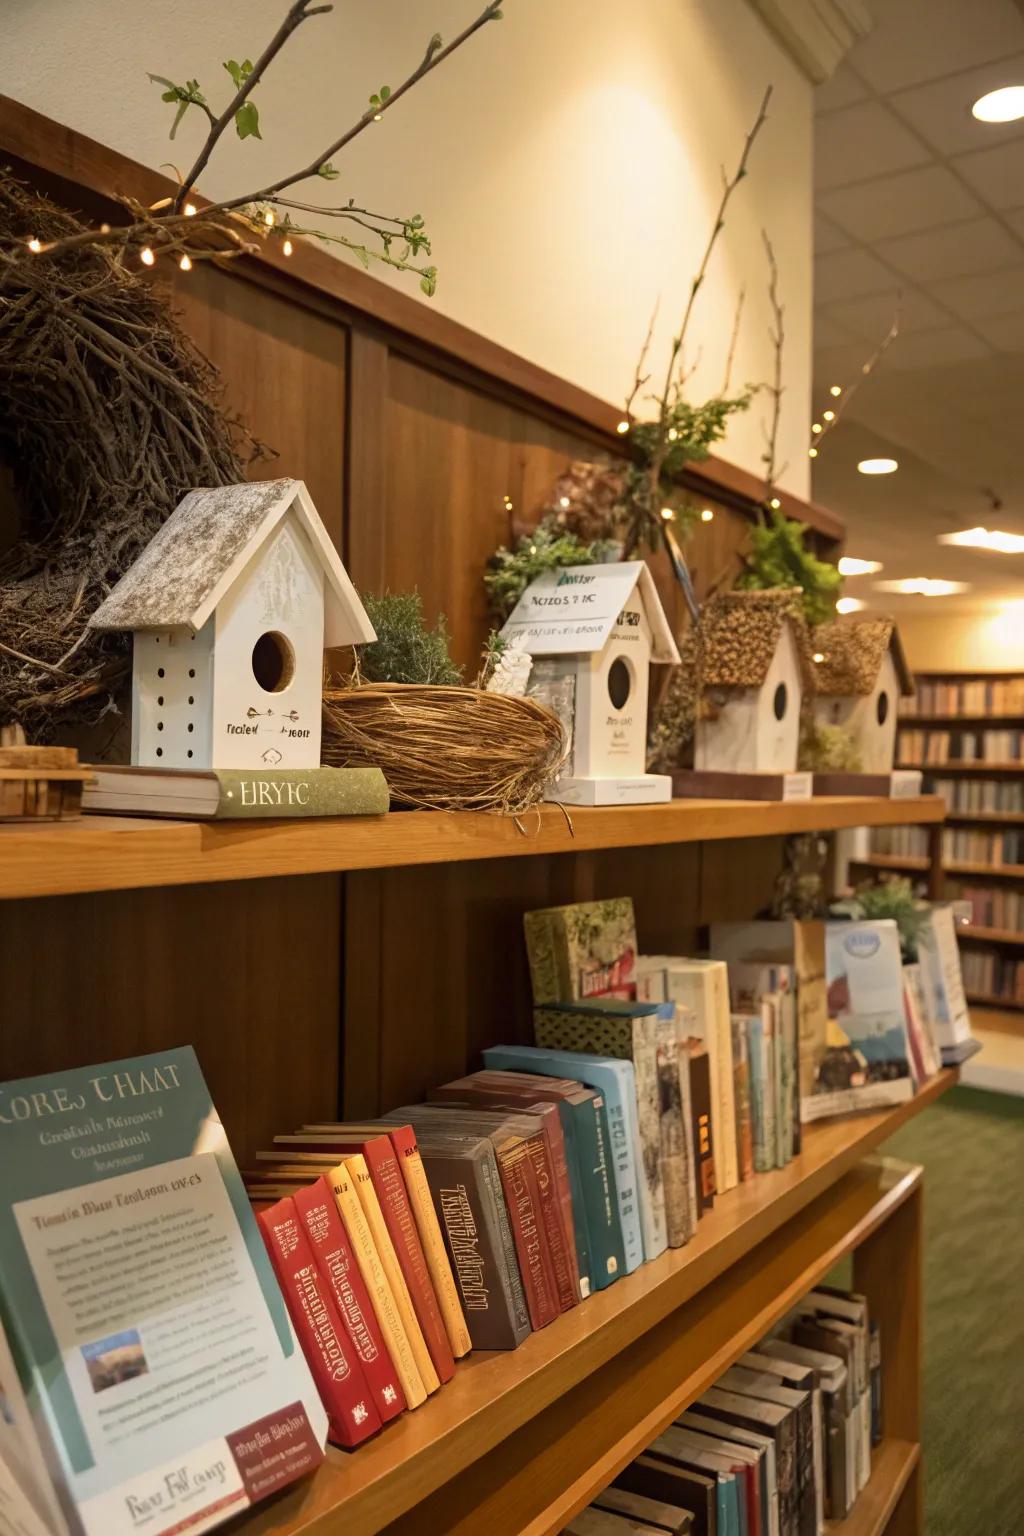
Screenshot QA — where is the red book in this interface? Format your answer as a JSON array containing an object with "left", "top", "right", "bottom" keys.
[
  {"left": 258, "top": 1199, "right": 381, "bottom": 1448},
  {"left": 494, "top": 1135, "right": 560, "bottom": 1330},
  {"left": 275, "top": 1132, "right": 454, "bottom": 1383},
  {"left": 292, "top": 1178, "right": 406, "bottom": 1422}
]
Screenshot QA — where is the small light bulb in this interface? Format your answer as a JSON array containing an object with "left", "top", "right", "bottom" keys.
[
  {"left": 559, "top": 496, "right": 571, "bottom": 509},
  {"left": 282, "top": 238, "right": 294, "bottom": 257},
  {"left": 701, "top": 508, "right": 714, "bottom": 523},
  {"left": 27, "top": 237, "right": 42, "bottom": 253},
  {"left": 823, "top": 409, "right": 835, "bottom": 422},
  {"left": 179, "top": 253, "right": 192, "bottom": 272},
  {"left": 812, "top": 651, "right": 825, "bottom": 664},
  {"left": 829, "top": 384, "right": 841, "bottom": 397},
  {"left": 769, "top": 497, "right": 781, "bottom": 510},
  {"left": 264, "top": 210, "right": 275, "bottom": 227},
  {"left": 660, "top": 506, "right": 675, "bottom": 522},
  {"left": 668, "top": 427, "right": 678, "bottom": 442},
  {"left": 812, "top": 422, "right": 822, "bottom": 434},
  {"left": 529, "top": 544, "right": 537, "bottom": 555},
  {"left": 373, "top": 112, "right": 383, "bottom": 122},
  {"left": 184, "top": 203, "right": 197, "bottom": 218},
  {"left": 616, "top": 420, "right": 630, "bottom": 435},
  {"left": 140, "top": 246, "right": 155, "bottom": 267},
  {"left": 808, "top": 447, "right": 818, "bottom": 458}
]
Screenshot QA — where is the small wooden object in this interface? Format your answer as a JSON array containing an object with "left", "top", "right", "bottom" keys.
[{"left": 0, "top": 724, "right": 94, "bottom": 821}]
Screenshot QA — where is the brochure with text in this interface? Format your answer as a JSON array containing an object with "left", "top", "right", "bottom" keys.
[{"left": 0, "top": 1048, "right": 327, "bottom": 1536}]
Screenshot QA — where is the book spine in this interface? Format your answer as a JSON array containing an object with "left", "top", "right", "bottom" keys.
[
  {"left": 522, "top": 910, "right": 560, "bottom": 1005},
  {"left": 761, "top": 1005, "right": 778, "bottom": 1171},
  {"left": 422, "top": 1148, "right": 529, "bottom": 1349},
  {"left": 328, "top": 1161, "right": 427, "bottom": 1409},
  {"left": 675, "top": 1040, "right": 699, "bottom": 1234},
  {"left": 730, "top": 1015, "right": 755, "bottom": 1183},
  {"left": 494, "top": 1140, "right": 560, "bottom": 1330},
  {"left": 214, "top": 766, "right": 388, "bottom": 818},
  {"left": 711, "top": 966, "right": 739, "bottom": 1191},
  {"left": 630, "top": 1017, "right": 668, "bottom": 1260},
  {"left": 387, "top": 1127, "right": 472, "bottom": 1358},
  {"left": 257, "top": 1200, "right": 381, "bottom": 1447},
  {"left": 477, "top": 1145, "right": 533, "bottom": 1340},
  {"left": 292, "top": 1179, "right": 406, "bottom": 1422},
  {"left": 655, "top": 1019, "right": 691, "bottom": 1247},
  {"left": 522, "top": 1125, "right": 578, "bottom": 1311},
  {"left": 543, "top": 1105, "right": 589, "bottom": 1301},
  {"left": 345, "top": 1155, "right": 441, "bottom": 1396},
  {"left": 688, "top": 1047, "right": 716, "bottom": 1214},
  {"left": 361, "top": 1141, "right": 454, "bottom": 1383}
]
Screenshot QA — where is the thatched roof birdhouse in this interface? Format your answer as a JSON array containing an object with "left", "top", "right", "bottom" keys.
[
  {"left": 810, "top": 615, "right": 914, "bottom": 773},
  {"left": 695, "top": 589, "right": 811, "bottom": 775}
]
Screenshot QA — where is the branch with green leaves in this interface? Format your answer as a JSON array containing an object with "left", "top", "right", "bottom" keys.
[{"left": 1, "top": 0, "right": 505, "bottom": 296}]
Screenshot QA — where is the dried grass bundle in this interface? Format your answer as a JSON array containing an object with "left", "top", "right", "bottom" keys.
[{"left": 322, "top": 683, "right": 568, "bottom": 814}]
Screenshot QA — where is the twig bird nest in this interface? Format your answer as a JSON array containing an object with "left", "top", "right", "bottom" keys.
[
  {"left": 322, "top": 683, "right": 568, "bottom": 813},
  {"left": 0, "top": 172, "right": 254, "bottom": 738}
]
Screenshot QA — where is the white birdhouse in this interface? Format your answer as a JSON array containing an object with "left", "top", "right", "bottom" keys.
[
  {"left": 499, "top": 560, "right": 680, "bottom": 804},
  {"left": 89, "top": 478, "right": 374, "bottom": 771},
  {"left": 811, "top": 616, "right": 914, "bottom": 772},
  {"left": 695, "top": 590, "right": 810, "bottom": 775}
]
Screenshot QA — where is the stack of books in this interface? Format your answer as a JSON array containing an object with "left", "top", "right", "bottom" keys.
[{"left": 565, "top": 1281, "right": 882, "bottom": 1535}]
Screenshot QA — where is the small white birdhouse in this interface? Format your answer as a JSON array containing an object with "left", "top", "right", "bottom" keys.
[
  {"left": 811, "top": 616, "right": 914, "bottom": 772},
  {"left": 499, "top": 560, "right": 680, "bottom": 804},
  {"left": 89, "top": 478, "right": 374, "bottom": 771},
  {"left": 695, "top": 589, "right": 811, "bottom": 775}
]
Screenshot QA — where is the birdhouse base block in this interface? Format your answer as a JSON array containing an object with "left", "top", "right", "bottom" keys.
[
  {"left": 811, "top": 769, "right": 923, "bottom": 800},
  {"left": 550, "top": 773, "right": 673, "bottom": 806},
  {"left": 672, "top": 769, "right": 813, "bottom": 803}
]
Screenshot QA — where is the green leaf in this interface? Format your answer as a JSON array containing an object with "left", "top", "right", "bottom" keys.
[
  {"left": 317, "top": 162, "right": 341, "bottom": 180},
  {"left": 234, "top": 101, "right": 261, "bottom": 140},
  {"left": 148, "top": 73, "right": 179, "bottom": 92},
  {"left": 379, "top": 85, "right": 391, "bottom": 100},
  {"left": 369, "top": 93, "right": 380, "bottom": 108},
  {"left": 170, "top": 99, "right": 190, "bottom": 139},
  {"left": 223, "top": 57, "right": 254, "bottom": 89},
  {"left": 420, "top": 267, "right": 438, "bottom": 297}
]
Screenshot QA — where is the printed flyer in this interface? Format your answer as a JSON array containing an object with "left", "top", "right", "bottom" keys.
[{"left": 0, "top": 1048, "right": 327, "bottom": 1536}]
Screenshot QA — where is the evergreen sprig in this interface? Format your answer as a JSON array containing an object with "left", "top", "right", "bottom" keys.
[
  {"left": 484, "top": 521, "right": 599, "bottom": 620},
  {"left": 358, "top": 591, "right": 463, "bottom": 686},
  {"left": 735, "top": 510, "right": 842, "bottom": 625}
]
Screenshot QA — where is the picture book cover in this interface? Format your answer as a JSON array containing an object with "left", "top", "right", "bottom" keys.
[
  {"left": 0, "top": 1049, "right": 327, "bottom": 1536},
  {"left": 523, "top": 898, "right": 637, "bottom": 1004}
]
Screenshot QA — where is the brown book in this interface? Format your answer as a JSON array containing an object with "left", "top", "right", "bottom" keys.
[
  {"left": 688, "top": 1046, "right": 716, "bottom": 1215},
  {"left": 615, "top": 1456, "right": 711, "bottom": 1535},
  {"left": 592, "top": 1483, "right": 694, "bottom": 1532}
]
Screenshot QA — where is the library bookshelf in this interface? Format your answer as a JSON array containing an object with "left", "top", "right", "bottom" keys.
[{"left": 880, "top": 669, "right": 1024, "bottom": 1026}]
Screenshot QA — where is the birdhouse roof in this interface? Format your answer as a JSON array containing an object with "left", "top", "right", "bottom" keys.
[
  {"left": 89, "top": 478, "right": 375, "bottom": 648},
  {"left": 810, "top": 616, "right": 914, "bottom": 697},
  {"left": 499, "top": 560, "right": 680, "bottom": 662},
  {"left": 700, "top": 588, "right": 812, "bottom": 690}
]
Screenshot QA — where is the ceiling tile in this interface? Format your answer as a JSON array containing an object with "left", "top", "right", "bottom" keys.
[
  {"left": 875, "top": 215, "right": 1022, "bottom": 281},
  {"left": 825, "top": 287, "right": 946, "bottom": 341},
  {"left": 929, "top": 265, "right": 1024, "bottom": 318},
  {"left": 815, "top": 212, "right": 851, "bottom": 254},
  {"left": 813, "top": 341, "right": 882, "bottom": 387},
  {"left": 971, "top": 308, "right": 1024, "bottom": 347},
  {"left": 877, "top": 325, "right": 992, "bottom": 370},
  {"left": 815, "top": 100, "right": 928, "bottom": 191},
  {"left": 818, "top": 163, "right": 982, "bottom": 241},
  {"left": 1004, "top": 206, "right": 1024, "bottom": 236},
  {"left": 849, "top": 0, "right": 1024, "bottom": 95},
  {"left": 888, "top": 53, "right": 1024, "bottom": 155},
  {"left": 812, "top": 311, "right": 861, "bottom": 348},
  {"left": 815, "top": 62, "right": 870, "bottom": 114},
  {"left": 953, "top": 135, "right": 1024, "bottom": 207},
  {"left": 815, "top": 246, "right": 895, "bottom": 304}
]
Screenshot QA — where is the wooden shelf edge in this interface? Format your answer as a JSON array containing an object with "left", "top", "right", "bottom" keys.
[
  {"left": 0, "top": 795, "right": 946, "bottom": 901},
  {"left": 240, "top": 1076, "right": 954, "bottom": 1536},
  {"left": 966, "top": 991, "right": 1024, "bottom": 1012},
  {"left": 826, "top": 1439, "right": 920, "bottom": 1536},
  {"left": 854, "top": 854, "right": 1024, "bottom": 881},
  {"left": 958, "top": 925, "right": 1024, "bottom": 946}
]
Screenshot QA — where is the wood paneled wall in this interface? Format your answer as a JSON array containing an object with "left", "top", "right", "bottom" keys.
[{"left": 0, "top": 103, "right": 841, "bottom": 1159}]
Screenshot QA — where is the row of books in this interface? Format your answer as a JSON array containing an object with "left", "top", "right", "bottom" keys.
[
  {"left": 896, "top": 675, "right": 1024, "bottom": 715},
  {"left": 565, "top": 1283, "right": 881, "bottom": 1536},
  {"left": 900, "top": 676, "right": 1024, "bottom": 716},
  {"left": 933, "top": 776, "right": 1024, "bottom": 815},
  {"left": 869, "top": 824, "right": 1024, "bottom": 866},
  {"left": 956, "top": 883, "right": 1024, "bottom": 933},
  {"left": 868, "top": 825, "right": 929, "bottom": 861},
  {"left": 960, "top": 948, "right": 1024, "bottom": 1004},
  {"left": 898, "top": 727, "right": 1024, "bottom": 765}
]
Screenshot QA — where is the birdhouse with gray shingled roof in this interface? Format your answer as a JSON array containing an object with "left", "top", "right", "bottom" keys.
[
  {"left": 810, "top": 615, "right": 914, "bottom": 772},
  {"left": 89, "top": 478, "right": 375, "bottom": 770},
  {"left": 695, "top": 588, "right": 811, "bottom": 775}
]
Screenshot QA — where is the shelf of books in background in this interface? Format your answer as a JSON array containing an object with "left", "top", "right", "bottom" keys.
[
  {"left": 0, "top": 1049, "right": 329, "bottom": 1536},
  {"left": 560, "top": 1278, "right": 882, "bottom": 1536}
]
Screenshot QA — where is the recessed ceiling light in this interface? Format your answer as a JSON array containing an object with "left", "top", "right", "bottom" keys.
[
  {"left": 857, "top": 457, "right": 898, "bottom": 476},
  {"left": 836, "top": 596, "right": 865, "bottom": 614},
  {"left": 972, "top": 85, "right": 1024, "bottom": 123},
  {"left": 837, "top": 557, "right": 883, "bottom": 577},
  {"left": 875, "top": 578, "right": 969, "bottom": 597},
  {"left": 939, "top": 526, "right": 1024, "bottom": 554}
]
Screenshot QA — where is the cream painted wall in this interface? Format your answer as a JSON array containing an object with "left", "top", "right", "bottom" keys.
[
  {"left": 0, "top": 0, "right": 813, "bottom": 495},
  {"left": 897, "top": 604, "right": 1024, "bottom": 673}
]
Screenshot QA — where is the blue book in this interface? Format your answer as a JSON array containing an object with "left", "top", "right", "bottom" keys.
[{"left": 482, "top": 1044, "right": 645, "bottom": 1273}]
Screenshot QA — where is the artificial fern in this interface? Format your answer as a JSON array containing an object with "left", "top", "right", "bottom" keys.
[
  {"left": 484, "top": 521, "right": 598, "bottom": 620},
  {"left": 358, "top": 590, "right": 463, "bottom": 686},
  {"left": 736, "top": 510, "right": 842, "bottom": 625}
]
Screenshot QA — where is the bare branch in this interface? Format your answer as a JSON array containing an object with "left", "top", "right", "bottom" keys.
[
  {"left": 813, "top": 300, "right": 901, "bottom": 452},
  {"left": 761, "top": 227, "right": 784, "bottom": 497},
  {"left": 722, "top": 284, "right": 745, "bottom": 394},
  {"left": 625, "top": 298, "right": 659, "bottom": 420}
]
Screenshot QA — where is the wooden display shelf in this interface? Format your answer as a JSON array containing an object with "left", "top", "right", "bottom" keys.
[
  {"left": 828, "top": 1440, "right": 921, "bottom": 1536},
  {"left": 897, "top": 760, "right": 1023, "bottom": 774},
  {"left": 958, "top": 924, "right": 1024, "bottom": 946},
  {"left": 899, "top": 713, "right": 1024, "bottom": 726},
  {"left": 966, "top": 991, "right": 1024, "bottom": 1012},
  {"left": 0, "top": 795, "right": 945, "bottom": 901},
  {"left": 853, "top": 854, "right": 1024, "bottom": 881},
  {"left": 240, "top": 1077, "right": 952, "bottom": 1536},
  {"left": 944, "top": 810, "right": 1024, "bottom": 826}
]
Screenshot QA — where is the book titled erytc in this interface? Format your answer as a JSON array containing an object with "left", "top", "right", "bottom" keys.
[{"left": 0, "top": 1048, "right": 328, "bottom": 1536}]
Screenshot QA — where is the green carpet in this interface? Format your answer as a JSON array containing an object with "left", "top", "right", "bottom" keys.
[{"left": 882, "top": 1086, "right": 1024, "bottom": 1535}]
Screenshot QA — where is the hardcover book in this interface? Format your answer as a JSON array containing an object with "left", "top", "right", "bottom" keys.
[
  {"left": 615, "top": 1454, "right": 714, "bottom": 1536},
  {"left": 915, "top": 904, "right": 972, "bottom": 1049},
  {"left": 0, "top": 1049, "right": 327, "bottom": 1536},
  {"left": 523, "top": 898, "right": 638, "bottom": 1004},
  {"left": 82, "top": 765, "right": 389, "bottom": 819}
]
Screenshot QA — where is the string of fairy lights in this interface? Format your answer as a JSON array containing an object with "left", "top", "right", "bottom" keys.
[{"left": 22, "top": 201, "right": 297, "bottom": 272}]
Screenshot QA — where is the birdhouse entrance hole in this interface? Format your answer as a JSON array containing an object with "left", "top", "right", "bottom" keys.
[
  {"left": 773, "top": 681, "right": 788, "bottom": 721},
  {"left": 877, "top": 691, "right": 890, "bottom": 726},
  {"left": 252, "top": 631, "right": 295, "bottom": 693},
  {"left": 607, "top": 657, "right": 633, "bottom": 711}
]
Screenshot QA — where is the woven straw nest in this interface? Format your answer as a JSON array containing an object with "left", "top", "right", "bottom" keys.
[{"left": 321, "top": 683, "right": 568, "bottom": 813}]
